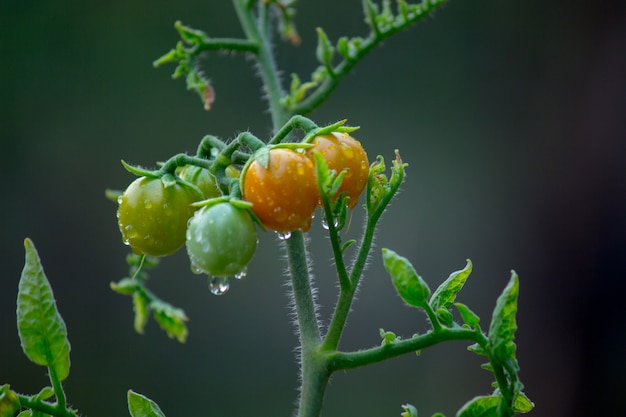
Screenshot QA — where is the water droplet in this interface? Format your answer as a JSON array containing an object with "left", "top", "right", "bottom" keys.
[
  {"left": 234, "top": 267, "right": 248, "bottom": 280},
  {"left": 209, "top": 276, "right": 230, "bottom": 295},
  {"left": 321, "top": 217, "right": 339, "bottom": 230},
  {"left": 122, "top": 238, "right": 130, "bottom": 246},
  {"left": 143, "top": 199, "right": 153, "bottom": 209},
  {"left": 190, "top": 263, "right": 204, "bottom": 275},
  {"left": 276, "top": 231, "right": 291, "bottom": 240}
]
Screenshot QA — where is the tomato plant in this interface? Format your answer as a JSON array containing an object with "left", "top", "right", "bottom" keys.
[
  {"left": 117, "top": 176, "right": 199, "bottom": 257},
  {"left": 186, "top": 201, "right": 258, "bottom": 277},
  {"left": 241, "top": 148, "right": 319, "bottom": 233},
  {"left": 306, "top": 132, "right": 369, "bottom": 208}
]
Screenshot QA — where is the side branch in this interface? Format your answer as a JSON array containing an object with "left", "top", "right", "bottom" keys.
[
  {"left": 329, "top": 327, "right": 480, "bottom": 371},
  {"left": 290, "top": 0, "right": 449, "bottom": 115}
]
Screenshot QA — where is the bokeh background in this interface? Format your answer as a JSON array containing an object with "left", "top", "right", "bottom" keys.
[{"left": 1, "top": 1, "right": 625, "bottom": 416}]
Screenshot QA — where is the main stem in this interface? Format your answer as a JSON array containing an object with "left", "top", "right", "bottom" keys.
[{"left": 233, "top": 2, "right": 330, "bottom": 416}]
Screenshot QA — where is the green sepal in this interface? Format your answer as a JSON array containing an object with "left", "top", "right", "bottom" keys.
[
  {"left": 253, "top": 146, "right": 270, "bottom": 170},
  {"left": 455, "top": 302, "right": 480, "bottom": 328},
  {"left": 120, "top": 160, "right": 159, "bottom": 179},
  {"left": 430, "top": 260, "right": 472, "bottom": 311},
  {"left": 400, "top": 403, "right": 418, "bottom": 417},
  {"left": 431, "top": 413, "right": 446, "bottom": 417},
  {"left": 105, "top": 188, "right": 123, "bottom": 203},
  {"left": 456, "top": 395, "right": 500, "bottom": 417},
  {"left": 17, "top": 238, "right": 71, "bottom": 382},
  {"left": 488, "top": 272, "right": 519, "bottom": 363},
  {"left": 17, "top": 411, "right": 32, "bottom": 417},
  {"left": 382, "top": 248, "right": 430, "bottom": 308},
  {"left": 152, "top": 300, "right": 188, "bottom": 343},
  {"left": 512, "top": 391, "right": 534, "bottom": 413},
  {"left": 127, "top": 390, "right": 166, "bottom": 417}
]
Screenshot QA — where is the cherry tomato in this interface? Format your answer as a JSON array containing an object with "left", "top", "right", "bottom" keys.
[
  {"left": 177, "top": 165, "right": 221, "bottom": 199},
  {"left": 241, "top": 148, "right": 319, "bottom": 232},
  {"left": 186, "top": 202, "right": 258, "bottom": 277},
  {"left": 117, "top": 176, "right": 199, "bottom": 256},
  {"left": 306, "top": 132, "right": 369, "bottom": 208}
]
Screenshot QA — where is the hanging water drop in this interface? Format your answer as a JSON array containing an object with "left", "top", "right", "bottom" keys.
[
  {"left": 276, "top": 231, "right": 291, "bottom": 240},
  {"left": 321, "top": 217, "right": 330, "bottom": 230},
  {"left": 234, "top": 267, "right": 248, "bottom": 280},
  {"left": 209, "top": 276, "right": 230, "bottom": 295}
]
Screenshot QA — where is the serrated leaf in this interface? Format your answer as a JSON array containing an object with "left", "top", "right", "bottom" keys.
[
  {"left": 17, "top": 239, "right": 71, "bottom": 382},
  {"left": 430, "top": 260, "right": 472, "bottom": 310},
  {"left": 128, "top": 390, "right": 166, "bottom": 417},
  {"left": 488, "top": 272, "right": 519, "bottom": 362},
  {"left": 382, "top": 248, "right": 430, "bottom": 308},
  {"left": 513, "top": 391, "right": 534, "bottom": 413},
  {"left": 133, "top": 292, "right": 150, "bottom": 335},
  {"left": 152, "top": 300, "right": 188, "bottom": 343},
  {"left": 456, "top": 395, "right": 500, "bottom": 417},
  {"left": 455, "top": 302, "right": 480, "bottom": 327}
]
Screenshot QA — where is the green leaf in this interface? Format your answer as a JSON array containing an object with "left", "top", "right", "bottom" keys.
[
  {"left": 128, "top": 390, "right": 166, "bottom": 417},
  {"left": 513, "top": 391, "right": 534, "bottom": 413},
  {"left": 455, "top": 302, "right": 480, "bottom": 327},
  {"left": 315, "top": 27, "right": 334, "bottom": 66},
  {"left": 17, "top": 238, "right": 71, "bottom": 382},
  {"left": 430, "top": 260, "right": 472, "bottom": 310},
  {"left": 488, "top": 272, "right": 519, "bottom": 362},
  {"left": 382, "top": 248, "right": 430, "bottom": 308},
  {"left": 401, "top": 403, "right": 418, "bottom": 417},
  {"left": 456, "top": 395, "right": 500, "bottom": 417},
  {"left": 152, "top": 300, "right": 188, "bottom": 343}
]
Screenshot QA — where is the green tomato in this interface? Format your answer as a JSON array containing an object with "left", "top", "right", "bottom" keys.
[
  {"left": 117, "top": 176, "right": 199, "bottom": 256},
  {"left": 177, "top": 165, "right": 221, "bottom": 199},
  {"left": 186, "top": 202, "right": 258, "bottom": 277}
]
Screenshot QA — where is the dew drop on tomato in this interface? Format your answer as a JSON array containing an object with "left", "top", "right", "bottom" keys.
[{"left": 209, "top": 276, "right": 230, "bottom": 295}]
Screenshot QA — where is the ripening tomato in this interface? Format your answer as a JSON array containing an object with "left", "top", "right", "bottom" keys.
[
  {"left": 241, "top": 148, "right": 319, "bottom": 232},
  {"left": 306, "top": 132, "right": 369, "bottom": 208},
  {"left": 186, "top": 202, "right": 258, "bottom": 277},
  {"left": 117, "top": 176, "right": 199, "bottom": 256}
]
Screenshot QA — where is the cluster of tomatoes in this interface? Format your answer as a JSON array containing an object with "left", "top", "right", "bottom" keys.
[{"left": 116, "top": 131, "right": 368, "bottom": 285}]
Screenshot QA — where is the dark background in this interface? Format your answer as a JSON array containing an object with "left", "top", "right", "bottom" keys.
[{"left": 1, "top": 1, "right": 625, "bottom": 416}]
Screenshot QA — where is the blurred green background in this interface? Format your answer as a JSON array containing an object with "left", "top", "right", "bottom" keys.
[{"left": 1, "top": 1, "right": 625, "bottom": 416}]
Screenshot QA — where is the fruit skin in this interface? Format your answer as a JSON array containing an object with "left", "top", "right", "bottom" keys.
[
  {"left": 117, "top": 176, "right": 199, "bottom": 257},
  {"left": 306, "top": 132, "right": 369, "bottom": 208},
  {"left": 186, "top": 202, "right": 258, "bottom": 277},
  {"left": 177, "top": 165, "right": 221, "bottom": 199},
  {"left": 241, "top": 148, "right": 319, "bottom": 232}
]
